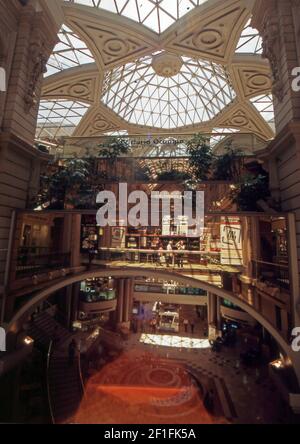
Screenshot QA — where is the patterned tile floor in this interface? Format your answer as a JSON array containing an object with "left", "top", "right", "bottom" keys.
[{"left": 122, "top": 331, "right": 287, "bottom": 424}]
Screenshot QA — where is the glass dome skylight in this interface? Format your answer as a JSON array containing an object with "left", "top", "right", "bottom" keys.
[
  {"left": 236, "top": 20, "right": 263, "bottom": 54},
  {"left": 102, "top": 55, "right": 235, "bottom": 129},
  {"left": 46, "top": 25, "right": 94, "bottom": 77},
  {"left": 65, "top": 0, "right": 208, "bottom": 34},
  {"left": 36, "top": 100, "right": 90, "bottom": 141},
  {"left": 250, "top": 94, "right": 275, "bottom": 129}
]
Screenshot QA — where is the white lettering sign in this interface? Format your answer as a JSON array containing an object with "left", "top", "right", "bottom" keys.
[
  {"left": 0, "top": 67, "right": 6, "bottom": 92},
  {"left": 0, "top": 327, "right": 6, "bottom": 352}
]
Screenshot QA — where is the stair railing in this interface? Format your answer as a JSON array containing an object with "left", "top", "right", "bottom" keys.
[{"left": 46, "top": 340, "right": 55, "bottom": 425}]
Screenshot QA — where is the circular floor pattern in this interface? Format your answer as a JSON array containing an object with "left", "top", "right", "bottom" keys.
[{"left": 74, "top": 352, "right": 227, "bottom": 424}]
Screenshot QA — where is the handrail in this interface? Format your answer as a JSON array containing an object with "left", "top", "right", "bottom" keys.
[
  {"left": 253, "top": 259, "right": 289, "bottom": 269},
  {"left": 46, "top": 340, "right": 55, "bottom": 425},
  {"left": 77, "top": 351, "right": 85, "bottom": 399},
  {"left": 43, "top": 299, "right": 68, "bottom": 323}
]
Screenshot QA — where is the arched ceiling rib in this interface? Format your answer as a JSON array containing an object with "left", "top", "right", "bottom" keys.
[
  {"left": 38, "top": 0, "right": 274, "bottom": 143},
  {"left": 42, "top": 63, "right": 101, "bottom": 104},
  {"left": 63, "top": 1, "right": 212, "bottom": 34}
]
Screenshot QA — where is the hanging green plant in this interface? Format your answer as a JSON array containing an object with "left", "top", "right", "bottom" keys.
[
  {"left": 212, "top": 143, "right": 243, "bottom": 181},
  {"left": 98, "top": 137, "right": 131, "bottom": 162},
  {"left": 232, "top": 173, "right": 270, "bottom": 211},
  {"left": 186, "top": 134, "right": 214, "bottom": 181},
  {"left": 34, "top": 157, "right": 100, "bottom": 210}
]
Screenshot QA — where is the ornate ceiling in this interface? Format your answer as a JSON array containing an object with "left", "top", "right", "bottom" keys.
[{"left": 37, "top": 0, "right": 274, "bottom": 149}]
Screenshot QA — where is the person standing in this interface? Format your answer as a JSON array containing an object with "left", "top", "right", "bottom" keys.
[
  {"left": 176, "top": 240, "right": 186, "bottom": 268},
  {"left": 183, "top": 318, "right": 189, "bottom": 333},
  {"left": 166, "top": 241, "right": 173, "bottom": 268},
  {"left": 190, "top": 320, "right": 195, "bottom": 334}
]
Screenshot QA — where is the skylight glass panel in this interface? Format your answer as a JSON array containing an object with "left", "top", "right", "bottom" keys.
[
  {"left": 46, "top": 25, "right": 94, "bottom": 77},
  {"left": 210, "top": 128, "right": 240, "bottom": 147},
  {"left": 102, "top": 56, "right": 235, "bottom": 129},
  {"left": 36, "top": 100, "right": 90, "bottom": 141},
  {"left": 64, "top": 0, "right": 208, "bottom": 33},
  {"left": 250, "top": 94, "right": 275, "bottom": 129},
  {"left": 236, "top": 19, "right": 263, "bottom": 54}
]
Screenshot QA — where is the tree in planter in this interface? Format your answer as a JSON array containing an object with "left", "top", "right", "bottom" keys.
[
  {"left": 34, "top": 157, "right": 99, "bottom": 210},
  {"left": 212, "top": 143, "right": 243, "bottom": 181},
  {"left": 232, "top": 173, "right": 270, "bottom": 211},
  {"left": 186, "top": 134, "right": 214, "bottom": 181},
  {"left": 98, "top": 137, "right": 131, "bottom": 162}
]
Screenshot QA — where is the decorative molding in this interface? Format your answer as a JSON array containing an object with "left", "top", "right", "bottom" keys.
[
  {"left": 42, "top": 64, "right": 101, "bottom": 104},
  {"left": 230, "top": 56, "right": 272, "bottom": 99},
  {"left": 24, "top": 14, "right": 49, "bottom": 112},
  {"left": 152, "top": 52, "right": 183, "bottom": 78},
  {"left": 73, "top": 105, "right": 121, "bottom": 137},
  {"left": 65, "top": 13, "right": 155, "bottom": 70},
  {"left": 164, "top": 1, "right": 249, "bottom": 63},
  {"left": 261, "top": 12, "right": 284, "bottom": 102},
  {"left": 214, "top": 101, "right": 274, "bottom": 140},
  {"left": 39, "top": 0, "right": 276, "bottom": 141}
]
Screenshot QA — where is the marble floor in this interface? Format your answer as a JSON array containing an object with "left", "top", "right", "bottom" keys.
[{"left": 74, "top": 314, "right": 294, "bottom": 424}]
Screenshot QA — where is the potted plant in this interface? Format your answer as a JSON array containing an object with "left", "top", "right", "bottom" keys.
[
  {"left": 98, "top": 137, "right": 131, "bottom": 162},
  {"left": 186, "top": 134, "right": 214, "bottom": 181}
]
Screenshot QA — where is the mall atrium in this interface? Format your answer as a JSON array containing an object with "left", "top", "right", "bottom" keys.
[{"left": 0, "top": 0, "right": 300, "bottom": 425}]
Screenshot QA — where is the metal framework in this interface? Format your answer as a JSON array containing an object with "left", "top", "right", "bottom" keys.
[
  {"left": 65, "top": 0, "right": 209, "bottom": 34},
  {"left": 37, "top": 0, "right": 275, "bottom": 153}
]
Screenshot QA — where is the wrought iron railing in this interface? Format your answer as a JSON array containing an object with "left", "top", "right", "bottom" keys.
[
  {"left": 16, "top": 251, "right": 71, "bottom": 278},
  {"left": 252, "top": 259, "right": 290, "bottom": 293}
]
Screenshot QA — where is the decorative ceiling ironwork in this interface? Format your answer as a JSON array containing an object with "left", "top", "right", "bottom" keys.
[
  {"left": 38, "top": 0, "right": 274, "bottom": 151},
  {"left": 65, "top": 0, "right": 208, "bottom": 34},
  {"left": 102, "top": 55, "right": 235, "bottom": 129}
]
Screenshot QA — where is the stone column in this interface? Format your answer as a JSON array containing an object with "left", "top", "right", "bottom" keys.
[
  {"left": 70, "top": 214, "right": 82, "bottom": 269},
  {"left": 207, "top": 292, "right": 222, "bottom": 339},
  {"left": 0, "top": 1, "right": 63, "bottom": 312},
  {"left": 253, "top": 0, "right": 300, "bottom": 327},
  {"left": 116, "top": 279, "right": 125, "bottom": 325},
  {"left": 70, "top": 282, "right": 80, "bottom": 327},
  {"left": 123, "top": 278, "right": 134, "bottom": 324},
  {"left": 216, "top": 297, "right": 222, "bottom": 331}
]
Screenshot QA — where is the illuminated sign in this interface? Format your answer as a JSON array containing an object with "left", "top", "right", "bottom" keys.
[{"left": 220, "top": 217, "right": 243, "bottom": 266}]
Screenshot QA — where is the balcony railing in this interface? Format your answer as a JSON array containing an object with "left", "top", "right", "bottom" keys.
[
  {"left": 16, "top": 250, "right": 71, "bottom": 278},
  {"left": 134, "top": 283, "right": 207, "bottom": 296},
  {"left": 252, "top": 259, "right": 290, "bottom": 293}
]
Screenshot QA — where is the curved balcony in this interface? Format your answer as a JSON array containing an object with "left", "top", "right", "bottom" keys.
[
  {"left": 79, "top": 298, "right": 117, "bottom": 314},
  {"left": 79, "top": 290, "right": 117, "bottom": 314}
]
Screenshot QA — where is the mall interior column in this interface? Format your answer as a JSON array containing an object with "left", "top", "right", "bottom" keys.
[
  {"left": 123, "top": 278, "right": 134, "bottom": 326},
  {"left": 0, "top": 0, "right": 63, "bottom": 316},
  {"left": 207, "top": 292, "right": 221, "bottom": 335},
  {"left": 116, "top": 278, "right": 125, "bottom": 326},
  {"left": 253, "top": 0, "right": 300, "bottom": 328}
]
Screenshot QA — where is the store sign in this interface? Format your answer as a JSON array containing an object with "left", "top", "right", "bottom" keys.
[
  {"left": 0, "top": 67, "right": 6, "bottom": 92},
  {"left": 0, "top": 327, "right": 6, "bottom": 352},
  {"left": 220, "top": 218, "right": 243, "bottom": 266},
  {"left": 98, "top": 136, "right": 190, "bottom": 149}
]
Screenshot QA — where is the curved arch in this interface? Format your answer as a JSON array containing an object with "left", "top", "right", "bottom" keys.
[{"left": 7, "top": 267, "right": 300, "bottom": 385}]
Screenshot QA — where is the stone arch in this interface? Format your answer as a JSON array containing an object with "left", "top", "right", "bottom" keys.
[{"left": 7, "top": 267, "right": 300, "bottom": 385}]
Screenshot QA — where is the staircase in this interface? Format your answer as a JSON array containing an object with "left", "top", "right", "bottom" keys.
[
  {"left": 48, "top": 352, "right": 84, "bottom": 424},
  {"left": 27, "top": 312, "right": 72, "bottom": 350},
  {"left": 27, "top": 311, "right": 84, "bottom": 423}
]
